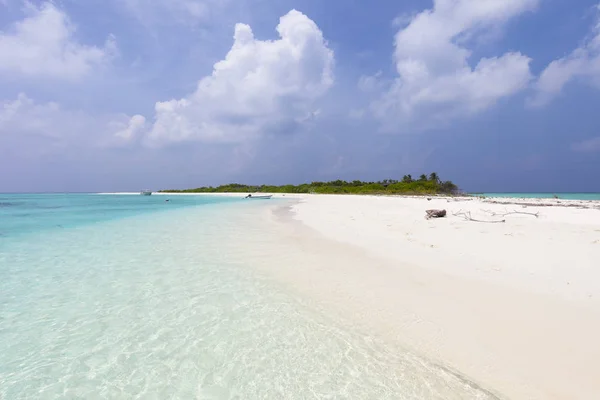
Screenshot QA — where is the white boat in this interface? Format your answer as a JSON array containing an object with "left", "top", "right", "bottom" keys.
[
  {"left": 140, "top": 190, "right": 152, "bottom": 196},
  {"left": 245, "top": 194, "right": 272, "bottom": 199}
]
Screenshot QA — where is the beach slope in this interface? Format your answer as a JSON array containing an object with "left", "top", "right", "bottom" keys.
[{"left": 287, "top": 195, "right": 600, "bottom": 399}]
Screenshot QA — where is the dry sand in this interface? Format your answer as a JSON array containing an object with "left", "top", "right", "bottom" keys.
[{"left": 280, "top": 194, "right": 600, "bottom": 400}]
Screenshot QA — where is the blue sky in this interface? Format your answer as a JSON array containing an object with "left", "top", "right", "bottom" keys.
[{"left": 1, "top": 0, "right": 599, "bottom": 192}]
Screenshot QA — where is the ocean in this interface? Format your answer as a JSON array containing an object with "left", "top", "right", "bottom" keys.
[
  {"left": 474, "top": 193, "right": 600, "bottom": 200},
  {"left": 0, "top": 194, "right": 497, "bottom": 399}
]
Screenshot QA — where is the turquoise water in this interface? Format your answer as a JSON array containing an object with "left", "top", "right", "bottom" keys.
[
  {"left": 0, "top": 194, "right": 240, "bottom": 239},
  {"left": 473, "top": 193, "right": 600, "bottom": 200},
  {"left": 0, "top": 194, "right": 497, "bottom": 399}
]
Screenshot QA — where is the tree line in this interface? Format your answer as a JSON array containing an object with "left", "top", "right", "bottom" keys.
[{"left": 160, "top": 173, "right": 460, "bottom": 195}]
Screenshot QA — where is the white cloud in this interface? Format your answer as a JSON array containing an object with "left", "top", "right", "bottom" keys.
[
  {"left": 371, "top": 0, "right": 537, "bottom": 130},
  {"left": 0, "top": 94, "right": 137, "bottom": 150},
  {"left": 127, "top": 9, "right": 334, "bottom": 145},
  {"left": 572, "top": 136, "right": 600, "bottom": 153},
  {"left": 112, "top": 115, "right": 146, "bottom": 141},
  {"left": 1, "top": 94, "right": 65, "bottom": 138},
  {"left": 529, "top": 4, "right": 600, "bottom": 107},
  {"left": 358, "top": 71, "right": 385, "bottom": 93},
  {"left": 0, "top": 2, "right": 115, "bottom": 80},
  {"left": 0, "top": 93, "right": 97, "bottom": 159}
]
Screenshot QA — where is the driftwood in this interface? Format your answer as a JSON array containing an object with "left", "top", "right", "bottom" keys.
[
  {"left": 453, "top": 210, "right": 505, "bottom": 223},
  {"left": 447, "top": 198, "right": 474, "bottom": 202},
  {"left": 453, "top": 208, "right": 540, "bottom": 223},
  {"left": 482, "top": 209, "right": 539, "bottom": 218},
  {"left": 425, "top": 209, "right": 447, "bottom": 219}
]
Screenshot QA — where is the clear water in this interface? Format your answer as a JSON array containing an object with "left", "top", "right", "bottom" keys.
[
  {"left": 0, "top": 194, "right": 498, "bottom": 399},
  {"left": 473, "top": 192, "right": 600, "bottom": 200},
  {"left": 0, "top": 193, "right": 240, "bottom": 239}
]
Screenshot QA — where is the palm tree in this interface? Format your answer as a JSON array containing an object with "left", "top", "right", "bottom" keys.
[
  {"left": 419, "top": 174, "right": 427, "bottom": 181},
  {"left": 428, "top": 172, "right": 439, "bottom": 183},
  {"left": 402, "top": 174, "right": 413, "bottom": 183},
  {"left": 440, "top": 180, "right": 458, "bottom": 194}
]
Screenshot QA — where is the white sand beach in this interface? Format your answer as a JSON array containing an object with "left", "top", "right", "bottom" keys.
[
  {"left": 261, "top": 194, "right": 600, "bottom": 400},
  {"left": 102, "top": 191, "right": 600, "bottom": 398}
]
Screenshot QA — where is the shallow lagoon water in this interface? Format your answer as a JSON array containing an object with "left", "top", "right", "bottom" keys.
[{"left": 0, "top": 195, "right": 497, "bottom": 399}]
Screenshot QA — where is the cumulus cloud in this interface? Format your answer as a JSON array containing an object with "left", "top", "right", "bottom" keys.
[
  {"left": 112, "top": 115, "right": 146, "bottom": 141},
  {"left": 0, "top": 93, "right": 256, "bottom": 189},
  {"left": 1, "top": 94, "right": 66, "bottom": 138},
  {"left": 124, "top": 9, "right": 334, "bottom": 145},
  {"left": 0, "top": 93, "right": 98, "bottom": 160},
  {"left": 0, "top": 2, "right": 115, "bottom": 80},
  {"left": 529, "top": 4, "right": 600, "bottom": 107},
  {"left": 0, "top": 94, "right": 139, "bottom": 151},
  {"left": 358, "top": 71, "right": 385, "bottom": 93},
  {"left": 371, "top": 0, "right": 537, "bottom": 130}
]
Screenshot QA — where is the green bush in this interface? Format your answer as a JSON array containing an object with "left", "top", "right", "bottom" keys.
[{"left": 160, "top": 173, "right": 459, "bottom": 195}]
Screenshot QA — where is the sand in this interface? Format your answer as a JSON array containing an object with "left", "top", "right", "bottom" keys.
[
  {"left": 106, "top": 191, "right": 600, "bottom": 398},
  {"left": 278, "top": 194, "right": 600, "bottom": 400}
]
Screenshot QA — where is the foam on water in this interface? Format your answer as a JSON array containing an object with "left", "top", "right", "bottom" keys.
[{"left": 0, "top": 196, "right": 498, "bottom": 399}]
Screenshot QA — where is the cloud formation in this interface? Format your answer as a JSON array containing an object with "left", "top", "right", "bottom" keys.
[
  {"left": 1, "top": 94, "right": 66, "bottom": 138},
  {"left": 371, "top": 0, "right": 537, "bottom": 130},
  {"left": 0, "top": 2, "right": 115, "bottom": 80},
  {"left": 125, "top": 9, "right": 334, "bottom": 145},
  {"left": 0, "top": 93, "right": 139, "bottom": 151},
  {"left": 529, "top": 3, "right": 600, "bottom": 107},
  {"left": 112, "top": 115, "right": 146, "bottom": 142}
]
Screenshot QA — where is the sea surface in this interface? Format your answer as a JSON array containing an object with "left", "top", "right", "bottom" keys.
[
  {"left": 474, "top": 192, "right": 600, "bottom": 200},
  {"left": 0, "top": 194, "right": 497, "bottom": 399}
]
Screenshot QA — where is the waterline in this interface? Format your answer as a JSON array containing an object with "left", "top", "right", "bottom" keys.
[{"left": 473, "top": 192, "right": 600, "bottom": 200}]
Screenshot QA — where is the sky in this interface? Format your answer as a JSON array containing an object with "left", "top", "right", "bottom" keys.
[{"left": 1, "top": 0, "right": 599, "bottom": 193}]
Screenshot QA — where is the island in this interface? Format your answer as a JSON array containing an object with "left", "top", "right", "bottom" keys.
[{"left": 160, "top": 173, "right": 459, "bottom": 195}]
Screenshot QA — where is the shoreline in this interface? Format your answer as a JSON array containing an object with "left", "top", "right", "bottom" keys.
[
  {"left": 98, "top": 191, "right": 600, "bottom": 207},
  {"left": 254, "top": 194, "right": 600, "bottom": 399},
  {"left": 8, "top": 193, "right": 598, "bottom": 397}
]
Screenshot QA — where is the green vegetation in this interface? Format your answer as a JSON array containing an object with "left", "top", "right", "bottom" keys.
[{"left": 160, "top": 173, "right": 460, "bottom": 195}]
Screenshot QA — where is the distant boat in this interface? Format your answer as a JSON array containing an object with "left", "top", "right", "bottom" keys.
[
  {"left": 245, "top": 194, "right": 272, "bottom": 200},
  {"left": 140, "top": 190, "right": 152, "bottom": 196}
]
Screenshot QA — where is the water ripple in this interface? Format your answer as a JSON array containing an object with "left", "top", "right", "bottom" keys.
[{"left": 0, "top": 204, "right": 498, "bottom": 399}]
